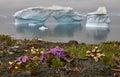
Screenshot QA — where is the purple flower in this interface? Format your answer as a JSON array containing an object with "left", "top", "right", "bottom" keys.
[
  {"left": 14, "top": 56, "right": 28, "bottom": 63},
  {"left": 22, "top": 56, "right": 28, "bottom": 63},
  {"left": 47, "top": 47, "right": 67, "bottom": 60},
  {"left": 40, "top": 56, "right": 46, "bottom": 62},
  {"left": 8, "top": 66, "right": 12, "bottom": 70},
  {"left": 14, "top": 57, "right": 21, "bottom": 62},
  {"left": 30, "top": 58, "right": 34, "bottom": 61}
]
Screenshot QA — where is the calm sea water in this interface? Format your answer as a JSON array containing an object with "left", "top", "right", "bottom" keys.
[{"left": 0, "top": 0, "right": 120, "bottom": 43}]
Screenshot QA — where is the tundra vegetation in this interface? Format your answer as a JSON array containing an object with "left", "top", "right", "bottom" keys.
[{"left": 0, "top": 35, "right": 119, "bottom": 77}]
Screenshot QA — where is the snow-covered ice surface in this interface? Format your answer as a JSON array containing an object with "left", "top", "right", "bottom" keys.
[{"left": 86, "top": 7, "right": 110, "bottom": 24}]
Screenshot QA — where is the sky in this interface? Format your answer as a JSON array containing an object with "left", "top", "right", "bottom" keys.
[{"left": 0, "top": 0, "right": 120, "bottom": 16}]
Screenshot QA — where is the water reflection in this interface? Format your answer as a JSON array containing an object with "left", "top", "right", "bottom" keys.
[
  {"left": 86, "top": 23, "right": 110, "bottom": 41},
  {"left": 15, "top": 18, "right": 82, "bottom": 39},
  {"left": 54, "top": 22, "right": 82, "bottom": 37}
]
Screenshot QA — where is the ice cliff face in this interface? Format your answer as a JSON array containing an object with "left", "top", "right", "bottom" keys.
[
  {"left": 86, "top": 7, "right": 110, "bottom": 27},
  {"left": 14, "top": 5, "right": 83, "bottom": 28}
]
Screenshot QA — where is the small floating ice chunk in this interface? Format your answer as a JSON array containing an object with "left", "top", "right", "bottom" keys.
[
  {"left": 28, "top": 23, "right": 36, "bottom": 27},
  {"left": 39, "top": 26, "right": 48, "bottom": 31}
]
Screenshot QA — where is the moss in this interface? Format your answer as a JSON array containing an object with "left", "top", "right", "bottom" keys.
[
  {"left": 51, "top": 58, "right": 64, "bottom": 68},
  {"left": 99, "top": 43, "right": 119, "bottom": 67},
  {"left": 79, "top": 45, "right": 92, "bottom": 59},
  {"left": 66, "top": 45, "right": 80, "bottom": 58},
  {"left": 0, "top": 35, "right": 15, "bottom": 45}
]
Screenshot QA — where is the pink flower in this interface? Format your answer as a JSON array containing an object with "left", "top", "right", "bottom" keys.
[
  {"left": 40, "top": 56, "right": 46, "bottom": 62},
  {"left": 47, "top": 47, "right": 67, "bottom": 60},
  {"left": 14, "top": 57, "right": 21, "bottom": 62},
  {"left": 8, "top": 66, "right": 12, "bottom": 70},
  {"left": 30, "top": 58, "right": 34, "bottom": 61},
  {"left": 22, "top": 56, "right": 28, "bottom": 63}
]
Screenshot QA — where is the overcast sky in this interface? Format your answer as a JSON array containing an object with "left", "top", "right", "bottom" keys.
[{"left": 0, "top": 0, "right": 120, "bottom": 16}]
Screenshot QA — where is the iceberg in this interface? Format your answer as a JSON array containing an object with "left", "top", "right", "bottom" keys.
[
  {"left": 86, "top": 7, "right": 110, "bottom": 41},
  {"left": 86, "top": 7, "right": 110, "bottom": 28},
  {"left": 14, "top": 5, "right": 83, "bottom": 28}
]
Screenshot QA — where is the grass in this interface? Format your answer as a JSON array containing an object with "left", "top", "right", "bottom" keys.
[{"left": 0, "top": 35, "right": 15, "bottom": 45}]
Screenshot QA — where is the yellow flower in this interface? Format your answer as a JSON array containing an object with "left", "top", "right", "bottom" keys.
[
  {"left": 25, "top": 50, "right": 28, "bottom": 52},
  {"left": 86, "top": 47, "right": 105, "bottom": 62},
  {"left": 92, "top": 49, "right": 96, "bottom": 52},
  {"left": 97, "top": 53, "right": 102, "bottom": 58},
  {"left": 94, "top": 57, "right": 99, "bottom": 62},
  {"left": 95, "top": 47, "right": 98, "bottom": 50},
  {"left": 9, "top": 61, "right": 13, "bottom": 65},
  {"left": 101, "top": 54, "right": 105, "bottom": 57},
  {"left": 86, "top": 51, "right": 91, "bottom": 54},
  {"left": 91, "top": 54, "right": 95, "bottom": 57},
  {"left": 31, "top": 47, "right": 34, "bottom": 49},
  {"left": 15, "top": 66, "right": 19, "bottom": 69},
  {"left": 17, "top": 62, "right": 22, "bottom": 65},
  {"left": 36, "top": 49, "right": 39, "bottom": 52}
]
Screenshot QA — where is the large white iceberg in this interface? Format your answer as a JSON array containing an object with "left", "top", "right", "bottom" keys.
[
  {"left": 14, "top": 5, "right": 83, "bottom": 28},
  {"left": 86, "top": 7, "right": 110, "bottom": 28}
]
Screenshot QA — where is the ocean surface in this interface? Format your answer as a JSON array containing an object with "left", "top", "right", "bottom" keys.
[{"left": 0, "top": 0, "right": 120, "bottom": 43}]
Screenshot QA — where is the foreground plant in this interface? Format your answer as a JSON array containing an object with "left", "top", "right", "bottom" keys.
[
  {"left": 8, "top": 47, "right": 46, "bottom": 73},
  {"left": 86, "top": 47, "right": 105, "bottom": 62},
  {"left": 0, "top": 35, "right": 15, "bottom": 45},
  {"left": 8, "top": 47, "right": 67, "bottom": 73},
  {"left": 46, "top": 47, "right": 67, "bottom": 61}
]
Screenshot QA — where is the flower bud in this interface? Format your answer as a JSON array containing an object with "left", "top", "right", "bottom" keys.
[
  {"left": 15, "top": 66, "right": 19, "bottom": 69},
  {"left": 36, "top": 49, "right": 39, "bottom": 52},
  {"left": 91, "top": 54, "right": 94, "bottom": 57},
  {"left": 86, "top": 51, "right": 91, "bottom": 54},
  {"left": 92, "top": 49, "right": 96, "bottom": 52},
  {"left": 94, "top": 57, "right": 99, "bottom": 62},
  {"left": 95, "top": 47, "right": 98, "bottom": 50},
  {"left": 17, "top": 62, "right": 22, "bottom": 65},
  {"left": 9, "top": 62, "right": 13, "bottom": 65},
  {"left": 31, "top": 51, "right": 36, "bottom": 54}
]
